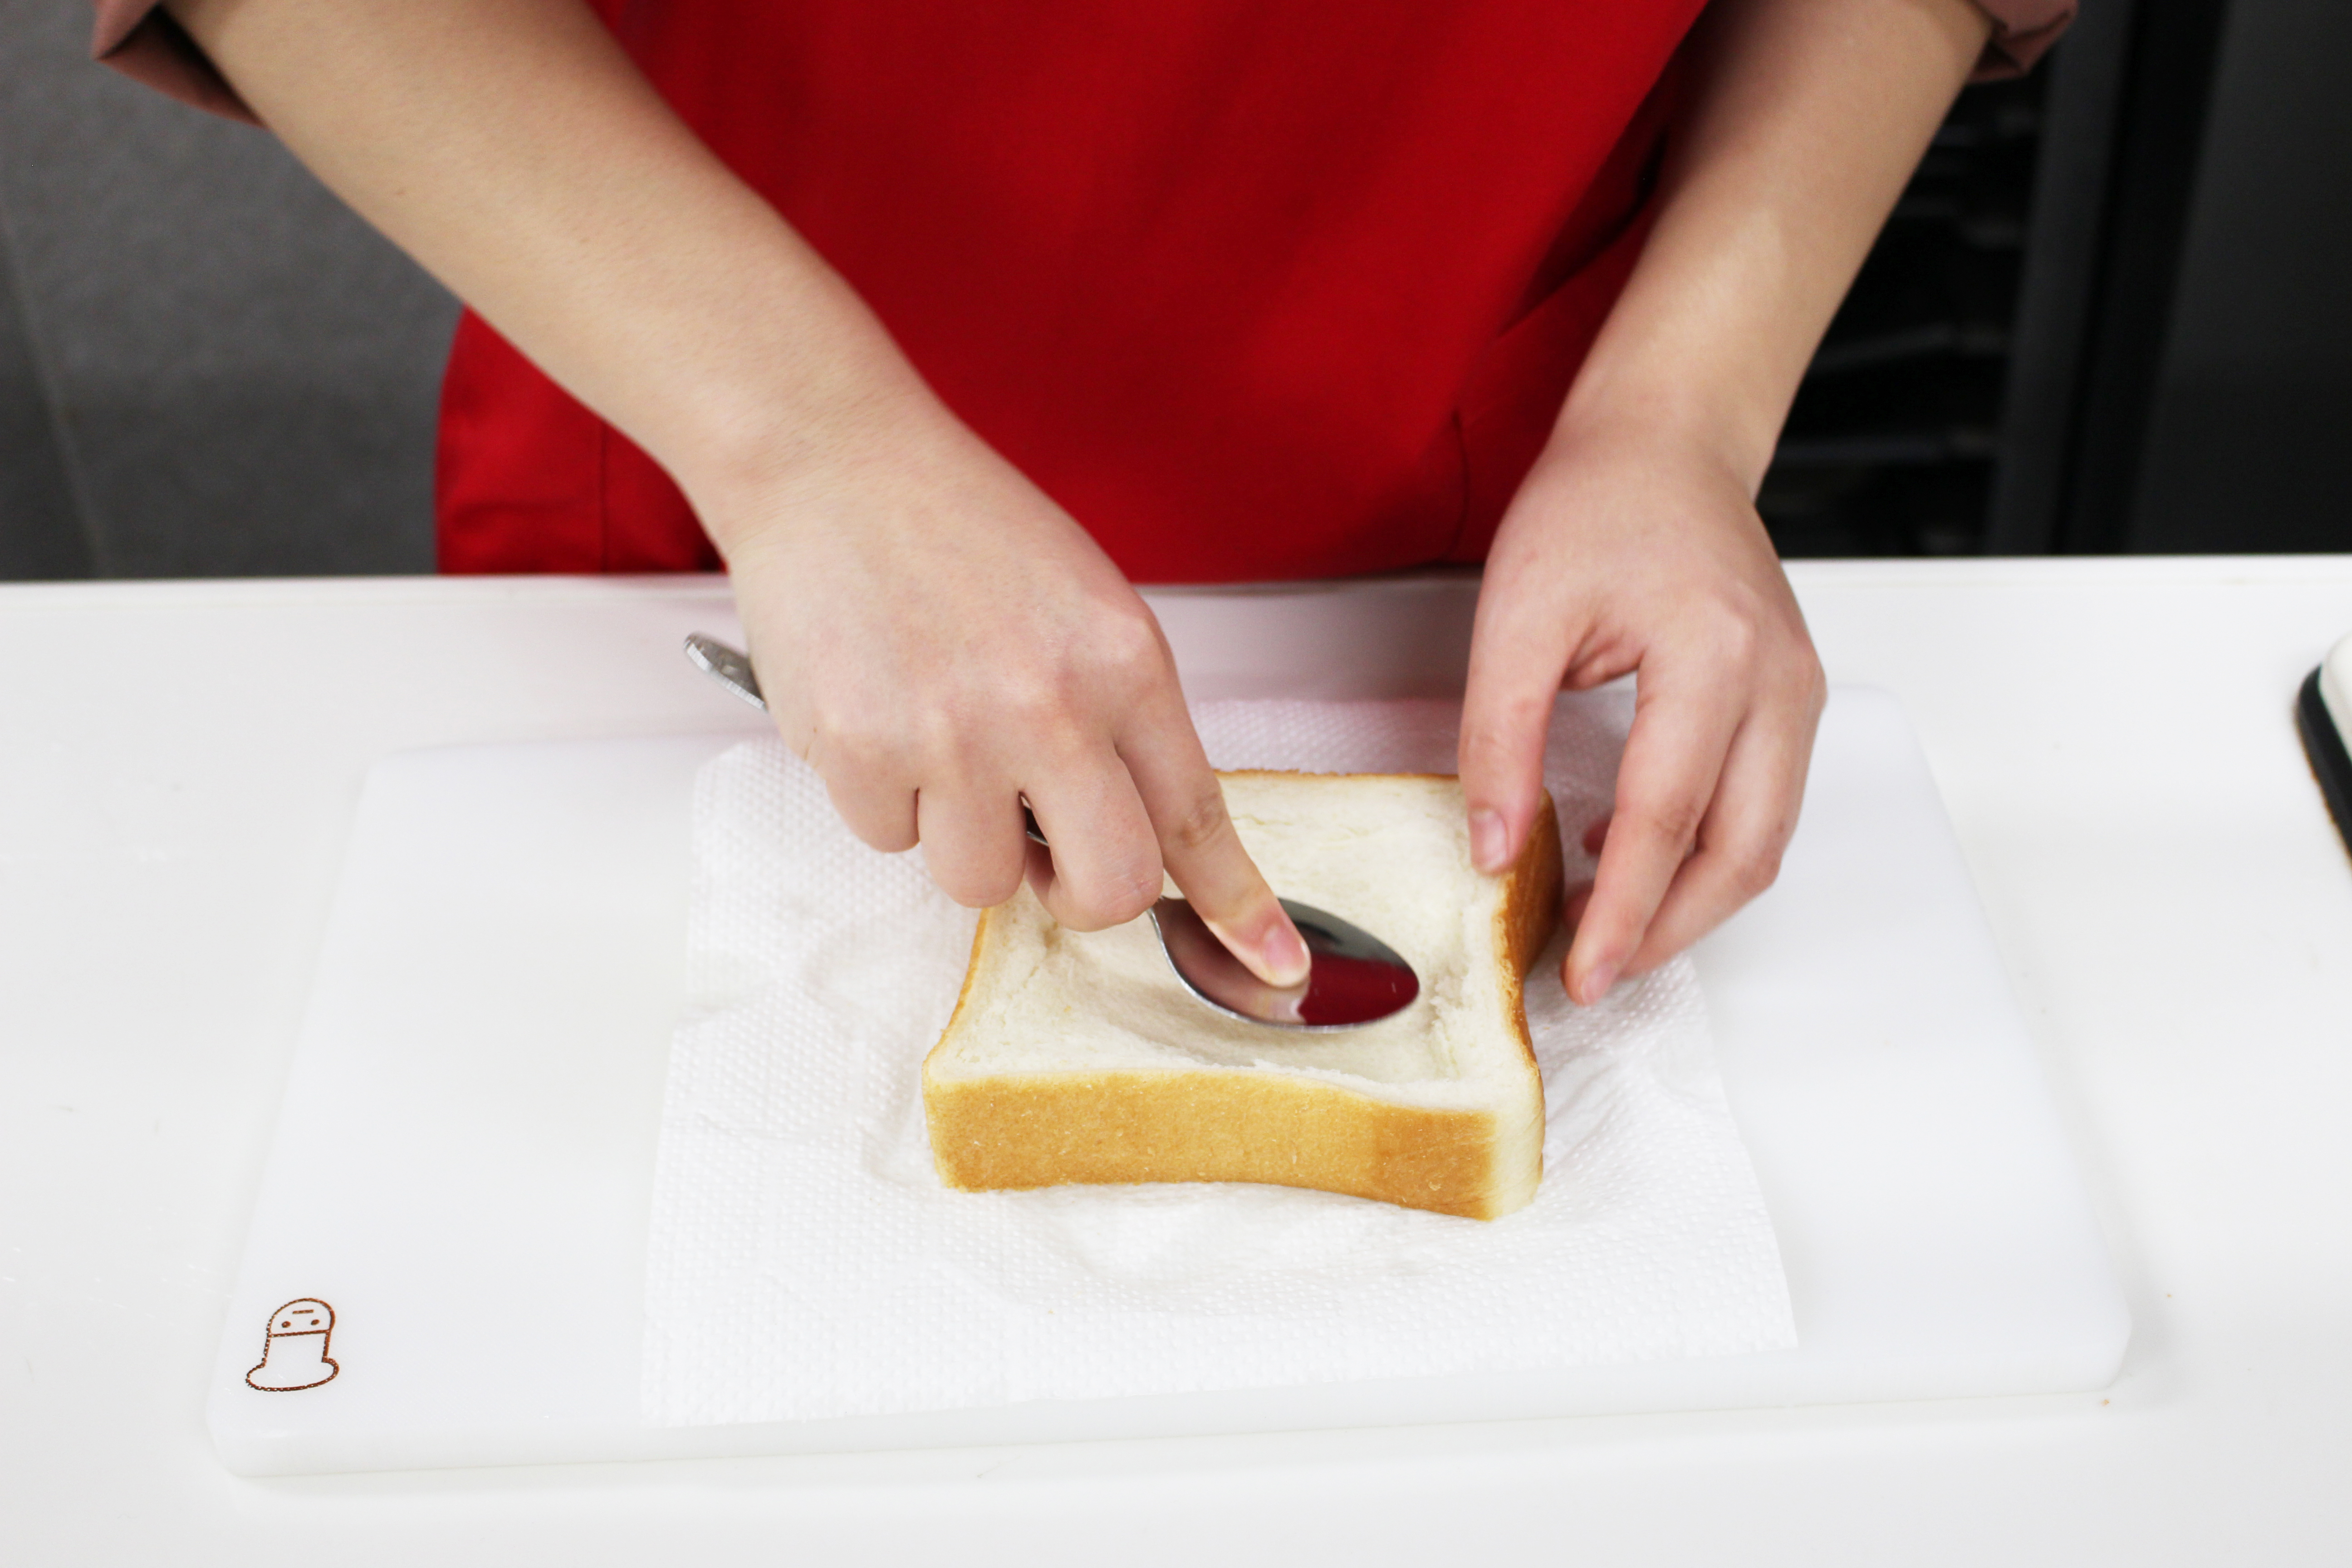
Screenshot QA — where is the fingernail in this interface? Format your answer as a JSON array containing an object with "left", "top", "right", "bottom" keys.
[
  {"left": 1470, "top": 809, "right": 1509, "bottom": 873},
  {"left": 1579, "top": 960, "right": 1618, "bottom": 1004},
  {"left": 1261, "top": 922, "right": 1311, "bottom": 988}
]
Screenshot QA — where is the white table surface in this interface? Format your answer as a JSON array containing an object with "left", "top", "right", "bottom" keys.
[{"left": 4, "top": 557, "right": 2348, "bottom": 1566}]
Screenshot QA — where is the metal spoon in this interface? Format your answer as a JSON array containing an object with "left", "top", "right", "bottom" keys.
[{"left": 684, "top": 633, "right": 1419, "bottom": 1029}]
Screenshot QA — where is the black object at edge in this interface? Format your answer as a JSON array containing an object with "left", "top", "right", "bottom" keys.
[{"left": 2296, "top": 668, "right": 2352, "bottom": 862}]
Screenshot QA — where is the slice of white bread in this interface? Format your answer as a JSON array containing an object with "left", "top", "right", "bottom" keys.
[{"left": 923, "top": 771, "right": 1563, "bottom": 1220}]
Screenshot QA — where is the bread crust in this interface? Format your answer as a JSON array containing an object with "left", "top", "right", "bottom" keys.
[
  {"left": 924, "top": 774, "right": 1563, "bottom": 1221},
  {"left": 1490, "top": 794, "right": 1563, "bottom": 1210},
  {"left": 926, "top": 1069, "right": 1512, "bottom": 1219}
]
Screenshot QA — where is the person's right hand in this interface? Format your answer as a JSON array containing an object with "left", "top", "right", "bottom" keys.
[
  {"left": 155, "top": 0, "right": 1284, "bottom": 989},
  {"left": 715, "top": 398, "right": 1311, "bottom": 987}
]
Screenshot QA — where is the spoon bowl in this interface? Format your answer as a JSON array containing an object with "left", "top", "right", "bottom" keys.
[{"left": 1148, "top": 895, "right": 1419, "bottom": 1029}]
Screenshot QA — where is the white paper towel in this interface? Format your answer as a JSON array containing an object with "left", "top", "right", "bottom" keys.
[{"left": 642, "top": 691, "right": 1795, "bottom": 1427}]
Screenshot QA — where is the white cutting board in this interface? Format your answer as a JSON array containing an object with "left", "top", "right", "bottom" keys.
[{"left": 207, "top": 688, "right": 2128, "bottom": 1475}]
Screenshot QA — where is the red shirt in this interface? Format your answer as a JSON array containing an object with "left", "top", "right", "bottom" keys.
[
  {"left": 90, "top": 0, "right": 2078, "bottom": 580},
  {"left": 439, "top": 0, "right": 1700, "bottom": 580}
]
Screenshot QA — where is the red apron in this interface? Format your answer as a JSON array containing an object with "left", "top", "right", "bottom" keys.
[{"left": 436, "top": 0, "right": 1701, "bottom": 581}]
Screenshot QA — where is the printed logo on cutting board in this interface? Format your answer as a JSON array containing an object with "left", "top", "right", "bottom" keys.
[{"left": 245, "top": 1298, "right": 340, "bottom": 1392}]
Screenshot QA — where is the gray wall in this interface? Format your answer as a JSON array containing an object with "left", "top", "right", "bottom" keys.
[
  {"left": 0, "top": 0, "right": 454, "bottom": 579},
  {"left": 2132, "top": 0, "right": 2352, "bottom": 553}
]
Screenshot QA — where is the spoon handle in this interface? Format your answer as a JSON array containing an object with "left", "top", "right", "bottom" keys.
[{"left": 684, "top": 633, "right": 764, "bottom": 710}]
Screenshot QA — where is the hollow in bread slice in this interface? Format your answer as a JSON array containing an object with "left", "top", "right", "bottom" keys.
[{"left": 923, "top": 771, "right": 1562, "bottom": 1220}]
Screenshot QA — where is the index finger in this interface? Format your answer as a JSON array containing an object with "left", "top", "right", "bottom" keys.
[{"left": 1114, "top": 681, "right": 1309, "bottom": 988}]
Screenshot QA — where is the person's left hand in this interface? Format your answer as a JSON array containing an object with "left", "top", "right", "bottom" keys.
[{"left": 1458, "top": 409, "right": 1827, "bottom": 1005}]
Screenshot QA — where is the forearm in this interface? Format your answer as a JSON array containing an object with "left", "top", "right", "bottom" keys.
[
  {"left": 164, "top": 0, "right": 931, "bottom": 550},
  {"left": 1559, "top": 0, "right": 1992, "bottom": 486},
  {"left": 1462, "top": 0, "right": 1987, "bottom": 995}
]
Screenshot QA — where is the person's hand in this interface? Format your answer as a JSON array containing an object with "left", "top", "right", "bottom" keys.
[
  {"left": 715, "top": 398, "right": 1310, "bottom": 987},
  {"left": 1458, "top": 410, "right": 1826, "bottom": 1004}
]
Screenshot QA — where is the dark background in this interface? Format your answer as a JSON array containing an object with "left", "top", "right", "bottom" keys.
[{"left": 1, "top": 0, "right": 2345, "bottom": 581}]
